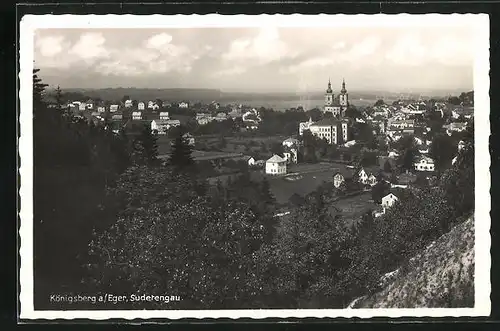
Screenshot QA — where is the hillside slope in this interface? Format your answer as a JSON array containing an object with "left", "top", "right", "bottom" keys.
[{"left": 353, "top": 215, "right": 474, "bottom": 308}]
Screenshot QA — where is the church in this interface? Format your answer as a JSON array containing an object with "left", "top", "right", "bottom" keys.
[
  {"left": 323, "top": 78, "right": 349, "bottom": 116},
  {"left": 298, "top": 78, "right": 350, "bottom": 145}
]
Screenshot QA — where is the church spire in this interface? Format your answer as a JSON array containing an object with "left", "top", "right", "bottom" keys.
[
  {"left": 341, "top": 78, "right": 347, "bottom": 94},
  {"left": 326, "top": 78, "right": 333, "bottom": 93}
]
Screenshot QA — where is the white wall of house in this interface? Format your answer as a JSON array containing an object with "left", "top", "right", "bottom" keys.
[
  {"left": 265, "top": 158, "right": 287, "bottom": 175},
  {"left": 414, "top": 157, "right": 435, "bottom": 172},
  {"left": 381, "top": 193, "right": 399, "bottom": 208},
  {"left": 333, "top": 173, "right": 345, "bottom": 188}
]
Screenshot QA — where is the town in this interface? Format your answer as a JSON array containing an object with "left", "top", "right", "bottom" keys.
[{"left": 48, "top": 78, "right": 474, "bottom": 223}]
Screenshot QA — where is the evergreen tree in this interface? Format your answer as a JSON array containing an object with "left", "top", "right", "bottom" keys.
[
  {"left": 384, "top": 159, "right": 393, "bottom": 173},
  {"left": 168, "top": 130, "right": 195, "bottom": 171},
  {"left": 260, "top": 177, "right": 276, "bottom": 207},
  {"left": 55, "top": 85, "right": 66, "bottom": 115},
  {"left": 132, "top": 123, "right": 159, "bottom": 166}
]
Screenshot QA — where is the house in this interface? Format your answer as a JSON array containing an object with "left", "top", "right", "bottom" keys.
[
  {"left": 165, "top": 119, "right": 181, "bottom": 129},
  {"left": 162, "top": 101, "right": 171, "bottom": 108},
  {"left": 138, "top": 102, "right": 145, "bottom": 110},
  {"left": 151, "top": 119, "right": 169, "bottom": 135},
  {"left": 125, "top": 99, "right": 133, "bottom": 108},
  {"left": 111, "top": 114, "right": 123, "bottom": 121},
  {"left": 79, "top": 102, "right": 87, "bottom": 111},
  {"left": 254, "top": 160, "right": 266, "bottom": 168},
  {"left": 308, "top": 117, "right": 349, "bottom": 145},
  {"left": 245, "top": 156, "right": 256, "bottom": 166},
  {"left": 388, "top": 119, "right": 415, "bottom": 129},
  {"left": 159, "top": 112, "right": 170, "bottom": 120},
  {"left": 97, "top": 106, "right": 106, "bottom": 113},
  {"left": 381, "top": 192, "right": 399, "bottom": 208},
  {"left": 132, "top": 111, "right": 143, "bottom": 120},
  {"left": 387, "top": 150, "right": 400, "bottom": 158},
  {"left": 282, "top": 137, "right": 300, "bottom": 148},
  {"left": 299, "top": 117, "right": 314, "bottom": 136},
  {"left": 458, "top": 140, "right": 466, "bottom": 152},
  {"left": 147, "top": 101, "right": 155, "bottom": 109},
  {"left": 344, "top": 140, "right": 356, "bottom": 147},
  {"left": 357, "top": 166, "right": 380, "bottom": 186},
  {"left": 446, "top": 122, "right": 467, "bottom": 135},
  {"left": 333, "top": 167, "right": 353, "bottom": 188},
  {"left": 86, "top": 100, "right": 94, "bottom": 110},
  {"left": 414, "top": 155, "right": 435, "bottom": 172},
  {"left": 151, "top": 103, "right": 160, "bottom": 110},
  {"left": 283, "top": 148, "right": 298, "bottom": 164},
  {"left": 110, "top": 104, "right": 119, "bottom": 112},
  {"left": 367, "top": 174, "right": 378, "bottom": 186},
  {"left": 179, "top": 102, "right": 189, "bottom": 108},
  {"left": 265, "top": 154, "right": 287, "bottom": 175},
  {"left": 214, "top": 112, "right": 228, "bottom": 122}
]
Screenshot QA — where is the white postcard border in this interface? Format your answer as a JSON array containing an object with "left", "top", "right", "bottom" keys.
[{"left": 19, "top": 13, "right": 491, "bottom": 320}]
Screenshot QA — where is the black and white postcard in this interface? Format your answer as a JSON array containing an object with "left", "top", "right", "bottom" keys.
[{"left": 19, "top": 14, "right": 491, "bottom": 320}]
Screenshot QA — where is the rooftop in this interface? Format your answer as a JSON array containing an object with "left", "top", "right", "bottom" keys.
[{"left": 267, "top": 154, "right": 287, "bottom": 163}]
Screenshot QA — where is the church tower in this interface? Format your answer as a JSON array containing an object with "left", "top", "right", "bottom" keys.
[
  {"left": 339, "top": 78, "right": 349, "bottom": 108},
  {"left": 324, "top": 78, "right": 334, "bottom": 106}
]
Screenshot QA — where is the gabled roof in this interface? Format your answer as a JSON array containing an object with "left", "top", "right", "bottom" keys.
[
  {"left": 266, "top": 154, "right": 286, "bottom": 163},
  {"left": 283, "top": 137, "right": 300, "bottom": 143}
]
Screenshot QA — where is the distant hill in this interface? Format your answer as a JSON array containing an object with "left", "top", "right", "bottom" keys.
[
  {"left": 45, "top": 87, "right": 471, "bottom": 105},
  {"left": 352, "top": 214, "right": 474, "bottom": 308}
]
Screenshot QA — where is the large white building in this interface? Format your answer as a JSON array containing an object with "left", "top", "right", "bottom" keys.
[
  {"left": 265, "top": 154, "right": 287, "bottom": 175},
  {"left": 307, "top": 118, "right": 349, "bottom": 145}
]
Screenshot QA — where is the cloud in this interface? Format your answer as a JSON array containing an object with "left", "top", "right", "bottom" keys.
[
  {"left": 385, "top": 34, "right": 426, "bottom": 66},
  {"left": 282, "top": 37, "right": 380, "bottom": 74},
  {"left": 68, "top": 32, "right": 110, "bottom": 60},
  {"left": 385, "top": 34, "right": 472, "bottom": 67},
  {"left": 332, "top": 41, "right": 346, "bottom": 50},
  {"left": 429, "top": 36, "right": 473, "bottom": 66},
  {"left": 222, "top": 27, "right": 296, "bottom": 65},
  {"left": 36, "top": 35, "right": 67, "bottom": 57},
  {"left": 146, "top": 33, "right": 173, "bottom": 49},
  {"left": 283, "top": 56, "right": 335, "bottom": 74},
  {"left": 342, "top": 37, "right": 381, "bottom": 61},
  {"left": 213, "top": 66, "right": 247, "bottom": 77}
]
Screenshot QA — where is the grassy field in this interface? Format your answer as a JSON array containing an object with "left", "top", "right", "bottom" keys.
[
  {"left": 333, "top": 192, "right": 377, "bottom": 218},
  {"left": 157, "top": 134, "right": 289, "bottom": 158}
]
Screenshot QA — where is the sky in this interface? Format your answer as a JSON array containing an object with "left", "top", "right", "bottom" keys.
[{"left": 33, "top": 26, "right": 476, "bottom": 93}]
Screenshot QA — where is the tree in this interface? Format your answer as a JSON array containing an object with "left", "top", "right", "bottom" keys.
[
  {"left": 430, "top": 133, "right": 456, "bottom": 172},
  {"left": 260, "top": 177, "right": 276, "bottom": 208},
  {"left": 55, "top": 85, "right": 65, "bottom": 114},
  {"left": 168, "top": 130, "right": 195, "bottom": 172},
  {"left": 121, "top": 95, "right": 130, "bottom": 104},
  {"left": 374, "top": 99, "right": 385, "bottom": 107},
  {"left": 86, "top": 166, "right": 268, "bottom": 309},
  {"left": 384, "top": 159, "right": 393, "bottom": 173},
  {"left": 131, "top": 124, "right": 159, "bottom": 166},
  {"left": 371, "top": 180, "right": 391, "bottom": 204}
]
